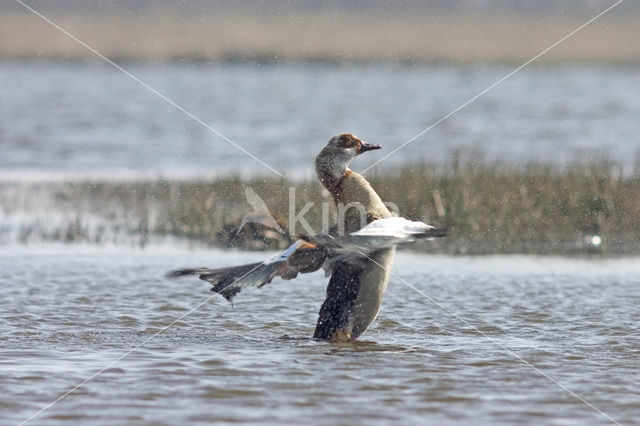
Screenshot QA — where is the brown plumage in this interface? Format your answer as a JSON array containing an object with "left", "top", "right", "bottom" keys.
[
  {"left": 313, "top": 133, "right": 395, "bottom": 341},
  {"left": 167, "top": 133, "right": 447, "bottom": 342}
]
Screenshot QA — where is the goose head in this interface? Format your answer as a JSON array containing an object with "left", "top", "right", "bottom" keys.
[{"left": 315, "top": 133, "right": 381, "bottom": 188}]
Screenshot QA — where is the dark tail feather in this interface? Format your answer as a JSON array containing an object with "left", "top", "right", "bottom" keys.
[
  {"left": 417, "top": 226, "right": 449, "bottom": 239},
  {"left": 166, "top": 261, "right": 280, "bottom": 301},
  {"left": 200, "top": 262, "right": 264, "bottom": 300},
  {"left": 165, "top": 268, "right": 216, "bottom": 278}
]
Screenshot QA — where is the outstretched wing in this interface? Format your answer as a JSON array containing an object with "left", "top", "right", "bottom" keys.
[
  {"left": 311, "top": 217, "right": 447, "bottom": 259},
  {"left": 166, "top": 240, "right": 326, "bottom": 301},
  {"left": 167, "top": 261, "right": 278, "bottom": 301},
  {"left": 167, "top": 217, "right": 446, "bottom": 301}
]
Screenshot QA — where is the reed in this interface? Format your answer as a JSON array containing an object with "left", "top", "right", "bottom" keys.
[
  {"left": 368, "top": 159, "right": 640, "bottom": 254},
  {"left": 2, "top": 159, "right": 639, "bottom": 254}
]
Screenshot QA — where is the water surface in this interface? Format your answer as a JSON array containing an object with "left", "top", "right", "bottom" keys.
[
  {"left": 1, "top": 61, "right": 639, "bottom": 179},
  {"left": 2, "top": 246, "right": 639, "bottom": 425}
]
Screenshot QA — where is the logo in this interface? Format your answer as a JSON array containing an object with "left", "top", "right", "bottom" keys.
[
  {"left": 237, "top": 187, "right": 285, "bottom": 234},
  {"left": 237, "top": 186, "right": 400, "bottom": 236}
]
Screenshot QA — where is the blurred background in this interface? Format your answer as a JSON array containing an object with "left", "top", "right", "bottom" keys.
[
  {"left": 1, "top": 0, "right": 639, "bottom": 252},
  {"left": 1, "top": 0, "right": 639, "bottom": 176},
  {"left": 4, "top": 5, "right": 640, "bottom": 426}
]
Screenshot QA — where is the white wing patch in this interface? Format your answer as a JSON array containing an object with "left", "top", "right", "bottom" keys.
[
  {"left": 351, "top": 217, "right": 434, "bottom": 238},
  {"left": 312, "top": 217, "right": 445, "bottom": 268},
  {"left": 267, "top": 240, "right": 305, "bottom": 264}
]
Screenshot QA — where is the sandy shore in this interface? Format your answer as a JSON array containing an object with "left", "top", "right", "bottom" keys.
[{"left": 1, "top": 11, "right": 639, "bottom": 63}]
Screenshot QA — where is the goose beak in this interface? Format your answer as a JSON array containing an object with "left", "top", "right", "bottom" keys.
[{"left": 359, "top": 142, "right": 382, "bottom": 153}]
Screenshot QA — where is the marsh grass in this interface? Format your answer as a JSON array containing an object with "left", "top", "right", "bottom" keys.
[
  {"left": 3, "top": 159, "right": 639, "bottom": 254},
  {"left": 369, "top": 160, "right": 640, "bottom": 254}
]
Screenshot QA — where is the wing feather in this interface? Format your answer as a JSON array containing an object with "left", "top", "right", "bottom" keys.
[
  {"left": 167, "top": 217, "right": 446, "bottom": 301},
  {"left": 167, "top": 240, "right": 327, "bottom": 301},
  {"left": 313, "top": 217, "right": 447, "bottom": 259}
]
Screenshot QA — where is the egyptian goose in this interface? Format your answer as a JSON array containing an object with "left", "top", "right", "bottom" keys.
[{"left": 168, "top": 134, "right": 446, "bottom": 342}]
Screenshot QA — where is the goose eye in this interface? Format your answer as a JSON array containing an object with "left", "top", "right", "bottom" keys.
[{"left": 339, "top": 135, "right": 358, "bottom": 148}]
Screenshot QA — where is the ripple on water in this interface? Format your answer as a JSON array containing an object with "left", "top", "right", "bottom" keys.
[{"left": 2, "top": 249, "right": 640, "bottom": 425}]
